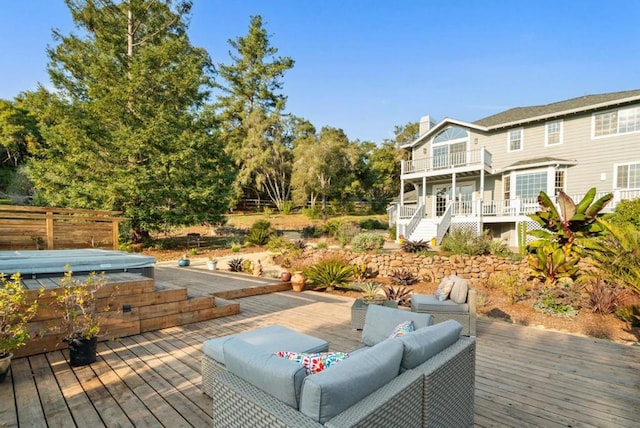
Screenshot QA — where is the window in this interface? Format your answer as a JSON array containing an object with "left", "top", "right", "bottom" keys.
[
  {"left": 508, "top": 128, "right": 523, "bottom": 151},
  {"left": 503, "top": 175, "right": 511, "bottom": 200},
  {"left": 594, "top": 106, "right": 640, "bottom": 137},
  {"left": 554, "top": 170, "right": 565, "bottom": 195},
  {"left": 545, "top": 120, "right": 562, "bottom": 145},
  {"left": 515, "top": 171, "right": 547, "bottom": 198},
  {"left": 616, "top": 162, "right": 640, "bottom": 189}
]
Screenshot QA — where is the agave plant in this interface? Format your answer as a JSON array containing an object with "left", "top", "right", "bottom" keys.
[
  {"left": 227, "top": 257, "right": 245, "bottom": 272},
  {"left": 382, "top": 285, "right": 413, "bottom": 307},
  {"left": 527, "top": 188, "right": 612, "bottom": 285},
  {"left": 401, "top": 239, "right": 430, "bottom": 253},
  {"left": 304, "top": 258, "right": 354, "bottom": 291},
  {"left": 390, "top": 269, "right": 418, "bottom": 286}
]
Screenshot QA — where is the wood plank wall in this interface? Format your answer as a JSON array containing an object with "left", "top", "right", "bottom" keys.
[{"left": 0, "top": 205, "right": 126, "bottom": 250}]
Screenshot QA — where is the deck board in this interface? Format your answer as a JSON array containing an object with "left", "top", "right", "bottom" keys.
[{"left": 3, "top": 278, "right": 639, "bottom": 427}]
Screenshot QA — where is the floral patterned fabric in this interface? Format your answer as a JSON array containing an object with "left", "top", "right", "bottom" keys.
[
  {"left": 436, "top": 278, "right": 455, "bottom": 301},
  {"left": 275, "top": 351, "right": 349, "bottom": 375},
  {"left": 389, "top": 320, "right": 414, "bottom": 338}
]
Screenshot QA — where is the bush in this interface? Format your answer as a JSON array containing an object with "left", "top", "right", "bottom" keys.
[
  {"left": 488, "top": 239, "right": 512, "bottom": 257},
  {"left": 304, "top": 257, "right": 354, "bottom": 290},
  {"left": 350, "top": 232, "right": 385, "bottom": 252},
  {"left": 382, "top": 285, "right": 413, "bottom": 307},
  {"left": 323, "top": 219, "right": 344, "bottom": 237},
  {"left": 336, "top": 222, "right": 361, "bottom": 247},
  {"left": 440, "top": 229, "right": 492, "bottom": 255},
  {"left": 279, "top": 200, "right": 293, "bottom": 215},
  {"left": 486, "top": 271, "right": 528, "bottom": 303},
  {"left": 388, "top": 224, "right": 397, "bottom": 240},
  {"left": 246, "top": 220, "right": 274, "bottom": 246},
  {"left": 615, "top": 305, "right": 640, "bottom": 327},
  {"left": 359, "top": 218, "right": 386, "bottom": 230},
  {"left": 301, "top": 225, "right": 321, "bottom": 239},
  {"left": 533, "top": 281, "right": 580, "bottom": 317},
  {"left": 302, "top": 207, "right": 323, "bottom": 220}
]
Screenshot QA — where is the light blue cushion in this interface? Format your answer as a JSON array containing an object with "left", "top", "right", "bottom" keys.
[
  {"left": 299, "top": 338, "right": 403, "bottom": 424},
  {"left": 202, "top": 324, "right": 328, "bottom": 365},
  {"left": 397, "top": 319, "right": 463, "bottom": 370},
  {"left": 223, "top": 338, "right": 308, "bottom": 408},
  {"left": 361, "top": 304, "right": 434, "bottom": 346}
]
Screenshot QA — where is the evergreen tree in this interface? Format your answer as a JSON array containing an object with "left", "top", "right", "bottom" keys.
[
  {"left": 215, "top": 15, "right": 294, "bottom": 206},
  {"left": 25, "top": 0, "right": 234, "bottom": 241}
]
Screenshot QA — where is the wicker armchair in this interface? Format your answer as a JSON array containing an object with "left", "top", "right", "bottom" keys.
[{"left": 210, "top": 337, "right": 475, "bottom": 427}]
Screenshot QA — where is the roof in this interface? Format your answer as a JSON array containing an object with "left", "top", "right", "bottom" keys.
[
  {"left": 501, "top": 157, "right": 578, "bottom": 172},
  {"left": 473, "top": 89, "right": 640, "bottom": 129}
]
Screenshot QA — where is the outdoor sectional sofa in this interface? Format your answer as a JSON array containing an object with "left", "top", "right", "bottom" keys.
[{"left": 201, "top": 304, "right": 476, "bottom": 427}]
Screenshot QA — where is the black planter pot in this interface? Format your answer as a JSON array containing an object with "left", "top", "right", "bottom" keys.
[{"left": 68, "top": 336, "right": 98, "bottom": 367}]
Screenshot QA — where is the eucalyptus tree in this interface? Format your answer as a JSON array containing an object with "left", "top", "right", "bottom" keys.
[
  {"left": 25, "top": 0, "right": 234, "bottom": 241},
  {"left": 215, "top": 15, "right": 295, "bottom": 207}
]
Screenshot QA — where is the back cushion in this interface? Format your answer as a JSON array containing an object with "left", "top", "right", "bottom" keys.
[
  {"left": 361, "top": 303, "right": 434, "bottom": 346},
  {"left": 449, "top": 275, "right": 469, "bottom": 304},
  {"left": 397, "top": 319, "right": 463, "bottom": 370},
  {"left": 223, "top": 338, "right": 307, "bottom": 408},
  {"left": 299, "top": 338, "right": 403, "bottom": 424}
]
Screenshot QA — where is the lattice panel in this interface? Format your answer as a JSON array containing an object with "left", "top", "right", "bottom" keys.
[
  {"left": 520, "top": 220, "right": 544, "bottom": 244},
  {"left": 451, "top": 222, "right": 480, "bottom": 236}
]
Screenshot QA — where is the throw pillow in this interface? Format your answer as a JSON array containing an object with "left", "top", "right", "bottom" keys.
[
  {"left": 275, "top": 351, "right": 349, "bottom": 375},
  {"left": 449, "top": 276, "right": 469, "bottom": 304},
  {"left": 389, "top": 320, "right": 414, "bottom": 338},
  {"left": 436, "top": 278, "right": 454, "bottom": 301}
]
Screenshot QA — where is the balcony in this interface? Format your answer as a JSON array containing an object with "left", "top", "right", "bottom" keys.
[{"left": 401, "top": 147, "right": 493, "bottom": 178}]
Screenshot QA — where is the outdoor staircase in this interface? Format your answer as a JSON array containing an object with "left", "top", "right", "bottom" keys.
[
  {"left": 17, "top": 272, "right": 240, "bottom": 358},
  {"left": 407, "top": 219, "right": 438, "bottom": 242}
]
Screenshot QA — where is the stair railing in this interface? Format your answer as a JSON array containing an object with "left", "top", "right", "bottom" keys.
[
  {"left": 403, "top": 204, "right": 425, "bottom": 240},
  {"left": 436, "top": 202, "right": 453, "bottom": 244}
]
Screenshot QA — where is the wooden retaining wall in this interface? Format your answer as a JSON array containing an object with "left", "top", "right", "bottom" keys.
[
  {"left": 13, "top": 273, "right": 239, "bottom": 358},
  {"left": 0, "top": 205, "right": 126, "bottom": 250}
]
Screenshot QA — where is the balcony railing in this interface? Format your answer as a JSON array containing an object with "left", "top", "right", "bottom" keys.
[
  {"left": 401, "top": 147, "right": 492, "bottom": 175},
  {"left": 397, "top": 189, "right": 640, "bottom": 220}
]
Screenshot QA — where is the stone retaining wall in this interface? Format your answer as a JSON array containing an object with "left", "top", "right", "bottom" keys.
[{"left": 301, "top": 249, "right": 529, "bottom": 287}]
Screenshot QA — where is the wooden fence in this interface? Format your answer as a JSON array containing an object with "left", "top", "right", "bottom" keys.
[{"left": 0, "top": 205, "right": 126, "bottom": 250}]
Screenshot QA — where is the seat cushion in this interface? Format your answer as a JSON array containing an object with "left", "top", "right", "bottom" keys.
[
  {"left": 299, "top": 338, "right": 403, "bottom": 424},
  {"left": 396, "top": 319, "right": 463, "bottom": 370},
  {"left": 361, "top": 304, "right": 434, "bottom": 347},
  {"left": 202, "top": 324, "right": 329, "bottom": 365},
  {"left": 411, "top": 294, "right": 470, "bottom": 313},
  {"left": 223, "top": 338, "right": 308, "bottom": 408}
]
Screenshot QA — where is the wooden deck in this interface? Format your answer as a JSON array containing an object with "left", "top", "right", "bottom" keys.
[{"left": 1, "top": 282, "right": 639, "bottom": 427}]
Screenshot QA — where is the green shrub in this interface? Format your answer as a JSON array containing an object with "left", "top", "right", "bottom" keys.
[
  {"left": 488, "top": 239, "right": 512, "bottom": 257},
  {"left": 301, "top": 225, "right": 321, "bottom": 239},
  {"left": 615, "top": 305, "right": 640, "bottom": 326},
  {"left": 486, "top": 271, "right": 528, "bottom": 303},
  {"left": 246, "top": 220, "right": 274, "bottom": 246},
  {"left": 302, "top": 207, "right": 323, "bottom": 220},
  {"left": 279, "top": 200, "right": 293, "bottom": 215},
  {"left": 350, "top": 233, "right": 385, "bottom": 252},
  {"left": 388, "top": 224, "right": 397, "bottom": 240},
  {"left": 304, "top": 257, "right": 354, "bottom": 290},
  {"left": 359, "top": 218, "right": 386, "bottom": 230},
  {"left": 241, "top": 259, "right": 253, "bottom": 273},
  {"left": 323, "top": 219, "right": 344, "bottom": 237},
  {"left": 336, "top": 222, "right": 360, "bottom": 247},
  {"left": 440, "top": 229, "right": 491, "bottom": 255},
  {"left": 262, "top": 206, "right": 273, "bottom": 216},
  {"left": 315, "top": 241, "right": 328, "bottom": 249}
]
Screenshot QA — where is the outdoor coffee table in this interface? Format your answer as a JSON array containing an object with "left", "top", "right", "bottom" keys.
[{"left": 201, "top": 324, "right": 329, "bottom": 397}]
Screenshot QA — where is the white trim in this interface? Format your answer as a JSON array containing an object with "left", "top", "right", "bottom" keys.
[
  {"left": 545, "top": 119, "right": 563, "bottom": 146},
  {"left": 591, "top": 106, "right": 640, "bottom": 139},
  {"left": 507, "top": 128, "right": 523, "bottom": 152},
  {"left": 613, "top": 161, "right": 640, "bottom": 189}
]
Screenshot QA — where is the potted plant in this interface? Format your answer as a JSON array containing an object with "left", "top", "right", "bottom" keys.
[
  {"left": 178, "top": 253, "right": 190, "bottom": 267},
  {"left": 0, "top": 273, "right": 39, "bottom": 382},
  {"left": 54, "top": 269, "right": 109, "bottom": 367}
]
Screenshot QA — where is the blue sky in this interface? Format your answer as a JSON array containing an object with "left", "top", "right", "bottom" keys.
[{"left": 1, "top": 1, "right": 639, "bottom": 142}]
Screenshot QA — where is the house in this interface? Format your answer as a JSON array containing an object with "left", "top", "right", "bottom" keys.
[{"left": 393, "top": 89, "right": 640, "bottom": 247}]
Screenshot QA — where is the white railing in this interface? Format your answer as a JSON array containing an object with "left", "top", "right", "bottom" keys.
[
  {"left": 398, "top": 205, "right": 418, "bottom": 219},
  {"left": 436, "top": 203, "right": 452, "bottom": 244},
  {"left": 402, "top": 148, "right": 492, "bottom": 175},
  {"left": 402, "top": 204, "right": 425, "bottom": 239}
]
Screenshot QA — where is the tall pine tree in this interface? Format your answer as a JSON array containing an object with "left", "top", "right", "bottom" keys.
[{"left": 26, "top": 0, "right": 234, "bottom": 241}]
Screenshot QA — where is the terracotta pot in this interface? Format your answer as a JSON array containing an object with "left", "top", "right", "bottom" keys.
[
  {"left": 291, "top": 271, "right": 305, "bottom": 292},
  {"left": 280, "top": 271, "right": 292, "bottom": 281}
]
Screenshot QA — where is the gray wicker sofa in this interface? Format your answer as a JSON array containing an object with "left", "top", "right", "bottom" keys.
[{"left": 204, "top": 304, "right": 476, "bottom": 428}]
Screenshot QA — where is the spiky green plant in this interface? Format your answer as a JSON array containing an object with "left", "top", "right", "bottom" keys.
[
  {"left": 227, "top": 257, "right": 245, "bottom": 272},
  {"left": 304, "top": 258, "right": 354, "bottom": 291},
  {"left": 401, "top": 239, "right": 430, "bottom": 253}
]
